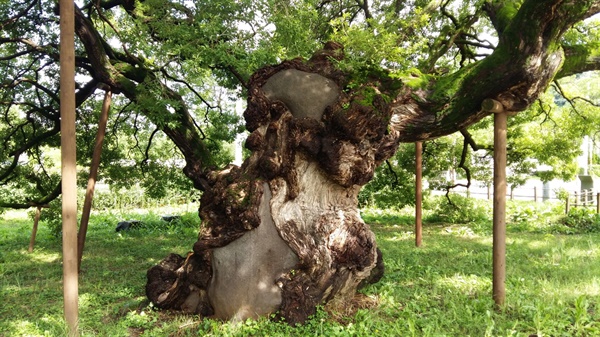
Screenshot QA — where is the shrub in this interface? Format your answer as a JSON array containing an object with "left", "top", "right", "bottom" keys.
[
  {"left": 559, "top": 207, "right": 600, "bottom": 234},
  {"left": 31, "top": 199, "right": 63, "bottom": 238},
  {"left": 424, "top": 194, "right": 491, "bottom": 224}
]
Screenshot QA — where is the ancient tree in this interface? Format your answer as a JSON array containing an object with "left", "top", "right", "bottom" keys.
[
  {"left": 1, "top": 0, "right": 599, "bottom": 326},
  {"left": 146, "top": 2, "right": 600, "bottom": 324},
  {"left": 146, "top": 44, "right": 391, "bottom": 323}
]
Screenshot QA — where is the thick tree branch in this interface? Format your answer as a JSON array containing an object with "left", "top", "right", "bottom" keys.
[
  {"left": 0, "top": 181, "right": 61, "bottom": 209},
  {"left": 72, "top": 3, "right": 213, "bottom": 189},
  {"left": 557, "top": 43, "right": 600, "bottom": 78},
  {"left": 389, "top": 0, "right": 598, "bottom": 143},
  {"left": 95, "top": 0, "right": 136, "bottom": 12},
  {"left": 583, "top": 2, "right": 600, "bottom": 19}
]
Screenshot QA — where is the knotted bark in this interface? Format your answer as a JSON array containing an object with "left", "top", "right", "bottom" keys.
[{"left": 146, "top": 42, "right": 391, "bottom": 324}]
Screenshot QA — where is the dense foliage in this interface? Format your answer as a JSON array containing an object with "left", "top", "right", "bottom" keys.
[{"left": 1, "top": 0, "right": 599, "bottom": 211}]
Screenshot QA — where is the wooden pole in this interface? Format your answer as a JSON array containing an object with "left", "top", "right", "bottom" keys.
[
  {"left": 415, "top": 141, "right": 423, "bottom": 247},
  {"left": 60, "top": 0, "right": 79, "bottom": 335},
  {"left": 77, "top": 90, "right": 112, "bottom": 271},
  {"left": 483, "top": 98, "right": 507, "bottom": 308},
  {"left": 28, "top": 207, "right": 42, "bottom": 253}
]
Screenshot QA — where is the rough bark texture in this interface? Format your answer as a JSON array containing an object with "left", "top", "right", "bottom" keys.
[{"left": 146, "top": 42, "right": 389, "bottom": 324}]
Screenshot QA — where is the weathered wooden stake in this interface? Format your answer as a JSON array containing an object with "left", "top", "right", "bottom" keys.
[
  {"left": 60, "top": 0, "right": 79, "bottom": 334},
  {"left": 483, "top": 98, "right": 507, "bottom": 308},
  {"left": 28, "top": 207, "right": 42, "bottom": 253},
  {"left": 77, "top": 90, "right": 112, "bottom": 271},
  {"left": 415, "top": 141, "right": 423, "bottom": 247}
]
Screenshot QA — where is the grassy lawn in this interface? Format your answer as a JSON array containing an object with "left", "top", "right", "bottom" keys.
[{"left": 1, "top": 202, "right": 599, "bottom": 336}]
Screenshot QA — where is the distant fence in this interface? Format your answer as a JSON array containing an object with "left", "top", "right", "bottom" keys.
[
  {"left": 565, "top": 189, "right": 600, "bottom": 214},
  {"left": 438, "top": 186, "right": 561, "bottom": 202},
  {"left": 439, "top": 186, "right": 600, "bottom": 214}
]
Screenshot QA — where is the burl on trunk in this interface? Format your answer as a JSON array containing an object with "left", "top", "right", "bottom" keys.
[{"left": 146, "top": 42, "right": 394, "bottom": 325}]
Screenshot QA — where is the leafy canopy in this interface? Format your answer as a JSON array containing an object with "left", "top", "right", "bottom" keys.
[{"left": 0, "top": 0, "right": 599, "bottom": 210}]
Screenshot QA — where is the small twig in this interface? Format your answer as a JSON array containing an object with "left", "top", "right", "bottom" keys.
[
  {"left": 141, "top": 128, "right": 160, "bottom": 172},
  {"left": 444, "top": 137, "right": 472, "bottom": 207},
  {"left": 552, "top": 80, "right": 587, "bottom": 119},
  {"left": 385, "top": 160, "right": 400, "bottom": 187}
]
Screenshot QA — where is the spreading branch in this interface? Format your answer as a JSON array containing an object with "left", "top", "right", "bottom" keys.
[{"left": 389, "top": 0, "right": 599, "bottom": 144}]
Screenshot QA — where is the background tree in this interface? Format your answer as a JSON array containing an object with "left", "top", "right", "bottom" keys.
[{"left": 1, "top": 0, "right": 599, "bottom": 325}]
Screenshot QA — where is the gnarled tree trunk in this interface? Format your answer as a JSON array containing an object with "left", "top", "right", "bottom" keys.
[{"left": 146, "top": 43, "right": 389, "bottom": 324}]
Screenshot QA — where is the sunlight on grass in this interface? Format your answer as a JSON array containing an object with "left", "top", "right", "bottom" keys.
[
  {"left": 578, "top": 278, "right": 600, "bottom": 296},
  {"left": 8, "top": 320, "right": 38, "bottom": 335},
  {"left": 79, "top": 293, "right": 98, "bottom": 310},
  {"left": 3, "top": 284, "right": 23, "bottom": 292},
  {"left": 2, "top": 204, "right": 599, "bottom": 336},
  {"left": 524, "top": 237, "right": 557, "bottom": 249},
  {"left": 439, "top": 225, "right": 477, "bottom": 237},
  {"left": 540, "top": 277, "right": 600, "bottom": 298},
  {"left": 383, "top": 229, "right": 414, "bottom": 242},
  {"left": 436, "top": 273, "right": 491, "bottom": 295},
  {"left": 564, "top": 246, "right": 599, "bottom": 259},
  {"left": 5, "top": 313, "right": 67, "bottom": 337},
  {"left": 26, "top": 251, "right": 61, "bottom": 263}
]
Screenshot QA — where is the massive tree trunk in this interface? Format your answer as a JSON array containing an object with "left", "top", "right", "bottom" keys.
[{"left": 146, "top": 43, "right": 387, "bottom": 324}]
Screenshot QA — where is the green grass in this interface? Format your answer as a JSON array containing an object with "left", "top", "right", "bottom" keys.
[{"left": 1, "top": 202, "right": 599, "bottom": 336}]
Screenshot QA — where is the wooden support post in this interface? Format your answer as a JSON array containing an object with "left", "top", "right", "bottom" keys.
[
  {"left": 534, "top": 186, "right": 537, "bottom": 202},
  {"left": 566, "top": 196, "right": 570, "bottom": 214},
  {"left": 415, "top": 141, "right": 423, "bottom": 247},
  {"left": 483, "top": 98, "right": 507, "bottom": 308},
  {"left": 60, "top": 0, "right": 79, "bottom": 335},
  {"left": 597, "top": 193, "right": 599, "bottom": 214},
  {"left": 78, "top": 90, "right": 112, "bottom": 271},
  {"left": 28, "top": 207, "right": 42, "bottom": 253}
]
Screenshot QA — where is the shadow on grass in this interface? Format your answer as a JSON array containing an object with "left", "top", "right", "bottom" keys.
[
  {"left": 366, "top": 220, "right": 600, "bottom": 335},
  {"left": 0, "top": 211, "right": 201, "bottom": 336},
  {"left": 2, "top": 209, "right": 599, "bottom": 336}
]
